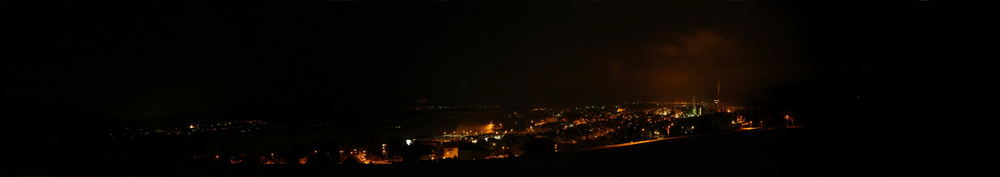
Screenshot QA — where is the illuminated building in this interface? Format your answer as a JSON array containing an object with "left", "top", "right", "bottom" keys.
[
  {"left": 442, "top": 147, "right": 458, "bottom": 159},
  {"left": 457, "top": 144, "right": 489, "bottom": 161},
  {"left": 483, "top": 122, "right": 496, "bottom": 134}
]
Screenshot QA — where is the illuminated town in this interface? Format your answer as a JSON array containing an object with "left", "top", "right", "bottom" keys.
[
  {"left": 7, "top": 0, "right": 978, "bottom": 176},
  {"left": 108, "top": 99, "right": 792, "bottom": 167}
]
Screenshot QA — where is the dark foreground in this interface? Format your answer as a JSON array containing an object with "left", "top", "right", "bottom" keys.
[{"left": 13, "top": 127, "right": 966, "bottom": 176}]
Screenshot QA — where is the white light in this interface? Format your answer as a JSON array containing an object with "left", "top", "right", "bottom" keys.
[{"left": 405, "top": 139, "right": 413, "bottom": 146}]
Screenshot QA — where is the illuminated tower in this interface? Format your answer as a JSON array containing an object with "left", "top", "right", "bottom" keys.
[
  {"left": 714, "top": 75, "right": 722, "bottom": 112},
  {"left": 690, "top": 95, "right": 701, "bottom": 117},
  {"left": 692, "top": 95, "right": 696, "bottom": 106}
]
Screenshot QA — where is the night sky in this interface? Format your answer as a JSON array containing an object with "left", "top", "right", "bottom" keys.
[
  {"left": 4, "top": 2, "right": 996, "bottom": 176},
  {"left": 3, "top": 0, "right": 996, "bottom": 124}
]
